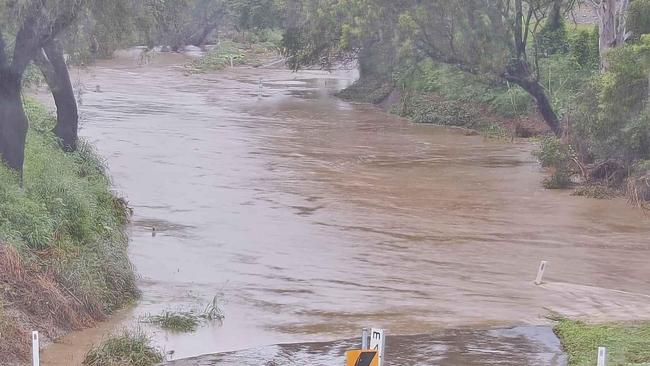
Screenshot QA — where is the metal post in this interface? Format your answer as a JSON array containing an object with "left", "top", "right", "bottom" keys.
[
  {"left": 597, "top": 347, "right": 607, "bottom": 366},
  {"left": 535, "top": 260, "right": 547, "bottom": 285},
  {"left": 32, "top": 331, "right": 40, "bottom": 366},
  {"left": 361, "top": 328, "right": 369, "bottom": 349}
]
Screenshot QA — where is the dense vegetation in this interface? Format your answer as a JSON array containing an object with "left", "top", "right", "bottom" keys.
[
  {"left": 282, "top": 0, "right": 650, "bottom": 202},
  {"left": 0, "top": 101, "right": 137, "bottom": 363}
]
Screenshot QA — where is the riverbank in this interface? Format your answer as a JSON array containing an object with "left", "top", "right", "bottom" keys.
[
  {"left": 0, "top": 100, "right": 138, "bottom": 365},
  {"left": 36, "top": 51, "right": 650, "bottom": 365}
]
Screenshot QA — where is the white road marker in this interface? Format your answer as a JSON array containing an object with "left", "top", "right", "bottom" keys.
[{"left": 535, "top": 260, "right": 547, "bottom": 285}]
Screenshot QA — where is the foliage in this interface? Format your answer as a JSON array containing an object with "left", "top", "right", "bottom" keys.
[
  {"left": 83, "top": 329, "right": 163, "bottom": 366},
  {"left": 572, "top": 37, "right": 650, "bottom": 167},
  {"left": 229, "top": 0, "right": 285, "bottom": 33},
  {"left": 0, "top": 99, "right": 137, "bottom": 313},
  {"left": 554, "top": 318, "right": 650, "bottom": 366},
  {"left": 628, "top": 0, "right": 650, "bottom": 37},
  {"left": 534, "top": 136, "right": 572, "bottom": 189},
  {"left": 396, "top": 60, "right": 533, "bottom": 117},
  {"left": 537, "top": 19, "right": 569, "bottom": 56},
  {"left": 187, "top": 41, "right": 246, "bottom": 73},
  {"left": 568, "top": 26, "right": 600, "bottom": 69}
]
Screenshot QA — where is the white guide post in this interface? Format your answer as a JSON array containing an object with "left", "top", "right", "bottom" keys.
[
  {"left": 535, "top": 260, "right": 547, "bottom": 285},
  {"left": 32, "top": 331, "right": 40, "bottom": 366},
  {"left": 361, "top": 328, "right": 370, "bottom": 349},
  {"left": 597, "top": 347, "right": 607, "bottom": 366}
]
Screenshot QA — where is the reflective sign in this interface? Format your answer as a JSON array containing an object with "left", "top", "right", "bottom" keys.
[{"left": 346, "top": 350, "right": 379, "bottom": 366}]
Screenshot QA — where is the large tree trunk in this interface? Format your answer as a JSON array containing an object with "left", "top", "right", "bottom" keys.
[
  {"left": 191, "top": 24, "right": 217, "bottom": 46},
  {"left": 504, "top": 61, "right": 562, "bottom": 136},
  {"left": 0, "top": 69, "right": 29, "bottom": 173},
  {"left": 34, "top": 40, "right": 79, "bottom": 151},
  {"left": 596, "top": 0, "right": 629, "bottom": 71}
]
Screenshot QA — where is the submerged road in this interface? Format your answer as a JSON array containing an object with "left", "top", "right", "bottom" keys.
[{"left": 41, "top": 51, "right": 650, "bottom": 365}]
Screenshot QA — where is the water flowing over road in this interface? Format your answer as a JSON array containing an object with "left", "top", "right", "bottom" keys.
[{"left": 41, "top": 52, "right": 650, "bottom": 365}]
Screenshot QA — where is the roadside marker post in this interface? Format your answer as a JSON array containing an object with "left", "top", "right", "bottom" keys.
[
  {"left": 361, "top": 328, "right": 370, "bottom": 349},
  {"left": 535, "top": 260, "right": 547, "bottom": 285},
  {"left": 345, "top": 350, "right": 378, "bottom": 366},
  {"left": 369, "top": 328, "right": 386, "bottom": 366},
  {"left": 597, "top": 347, "right": 607, "bottom": 366},
  {"left": 31, "top": 331, "right": 40, "bottom": 366}
]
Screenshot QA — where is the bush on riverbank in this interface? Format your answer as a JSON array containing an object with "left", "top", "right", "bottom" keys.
[
  {"left": 554, "top": 318, "right": 650, "bottom": 365},
  {"left": 0, "top": 100, "right": 138, "bottom": 363},
  {"left": 83, "top": 329, "right": 163, "bottom": 366},
  {"left": 187, "top": 39, "right": 280, "bottom": 73}
]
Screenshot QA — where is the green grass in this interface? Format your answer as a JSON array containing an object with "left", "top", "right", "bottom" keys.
[
  {"left": 144, "top": 296, "right": 226, "bottom": 333},
  {"left": 187, "top": 41, "right": 247, "bottom": 73},
  {"left": 145, "top": 311, "right": 200, "bottom": 332},
  {"left": 83, "top": 329, "right": 163, "bottom": 366},
  {"left": 0, "top": 99, "right": 137, "bottom": 315},
  {"left": 554, "top": 319, "right": 650, "bottom": 366}
]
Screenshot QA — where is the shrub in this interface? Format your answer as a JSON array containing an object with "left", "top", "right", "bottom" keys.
[
  {"left": 572, "top": 39, "right": 650, "bottom": 167},
  {"left": 534, "top": 136, "right": 573, "bottom": 189},
  {"left": 629, "top": 0, "right": 650, "bottom": 37},
  {"left": 537, "top": 20, "right": 569, "bottom": 56},
  {"left": 187, "top": 41, "right": 247, "bottom": 73},
  {"left": 83, "top": 330, "right": 163, "bottom": 366},
  {"left": 568, "top": 27, "right": 600, "bottom": 69}
]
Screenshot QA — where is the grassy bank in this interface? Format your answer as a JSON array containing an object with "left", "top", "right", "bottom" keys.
[
  {"left": 187, "top": 35, "right": 282, "bottom": 74},
  {"left": 0, "top": 100, "right": 138, "bottom": 364},
  {"left": 554, "top": 318, "right": 650, "bottom": 365}
]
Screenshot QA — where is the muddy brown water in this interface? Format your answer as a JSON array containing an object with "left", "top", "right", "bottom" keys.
[{"left": 39, "top": 51, "right": 650, "bottom": 365}]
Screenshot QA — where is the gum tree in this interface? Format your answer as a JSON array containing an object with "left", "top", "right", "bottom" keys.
[{"left": 0, "top": 0, "right": 85, "bottom": 172}]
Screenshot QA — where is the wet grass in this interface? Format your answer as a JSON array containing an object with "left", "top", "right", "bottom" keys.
[
  {"left": 0, "top": 99, "right": 138, "bottom": 362},
  {"left": 187, "top": 41, "right": 247, "bottom": 73},
  {"left": 554, "top": 318, "right": 650, "bottom": 366},
  {"left": 145, "top": 311, "right": 200, "bottom": 332},
  {"left": 144, "top": 295, "right": 225, "bottom": 333},
  {"left": 83, "top": 329, "right": 163, "bottom": 366}
]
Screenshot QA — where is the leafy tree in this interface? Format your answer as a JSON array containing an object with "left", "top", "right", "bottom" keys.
[
  {"left": 284, "top": 0, "right": 567, "bottom": 135},
  {"left": 0, "top": 0, "right": 86, "bottom": 173},
  {"left": 588, "top": 0, "right": 631, "bottom": 71}
]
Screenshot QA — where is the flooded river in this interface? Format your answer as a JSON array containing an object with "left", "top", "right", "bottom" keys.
[{"left": 41, "top": 52, "right": 650, "bottom": 364}]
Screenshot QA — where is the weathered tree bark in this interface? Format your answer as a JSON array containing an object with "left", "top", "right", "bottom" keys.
[
  {"left": 594, "top": 0, "right": 630, "bottom": 71},
  {"left": 34, "top": 40, "right": 79, "bottom": 151},
  {"left": 548, "top": 0, "right": 564, "bottom": 30},
  {"left": 191, "top": 24, "right": 217, "bottom": 46},
  {"left": 504, "top": 65, "right": 562, "bottom": 136},
  {"left": 0, "top": 69, "right": 30, "bottom": 172}
]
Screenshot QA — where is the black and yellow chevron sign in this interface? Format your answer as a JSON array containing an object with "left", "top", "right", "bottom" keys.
[{"left": 346, "top": 350, "right": 379, "bottom": 366}]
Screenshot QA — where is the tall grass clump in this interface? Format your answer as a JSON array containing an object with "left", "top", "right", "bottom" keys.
[
  {"left": 0, "top": 99, "right": 138, "bottom": 317},
  {"left": 144, "top": 295, "right": 226, "bottom": 333},
  {"left": 83, "top": 329, "right": 163, "bottom": 366}
]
